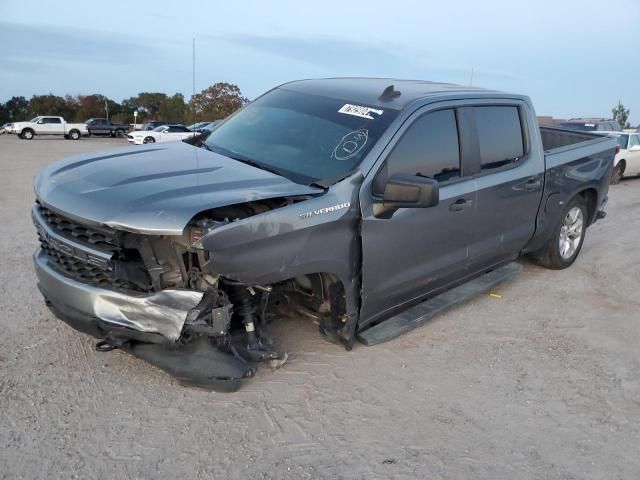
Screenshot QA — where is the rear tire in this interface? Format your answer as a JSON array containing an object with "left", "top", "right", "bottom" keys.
[
  {"left": 21, "top": 128, "right": 34, "bottom": 140},
  {"left": 69, "top": 130, "right": 80, "bottom": 140},
  {"left": 536, "top": 196, "right": 588, "bottom": 270},
  {"left": 610, "top": 161, "right": 625, "bottom": 184},
  {"left": 116, "top": 130, "right": 125, "bottom": 138}
]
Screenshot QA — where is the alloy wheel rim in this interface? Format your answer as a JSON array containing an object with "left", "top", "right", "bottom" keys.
[{"left": 558, "top": 206, "right": 583, "bottom": 260}]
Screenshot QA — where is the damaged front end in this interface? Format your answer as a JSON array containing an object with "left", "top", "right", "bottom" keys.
[{"left": 33, "top": 183, "right": 359, "bottom": 391}]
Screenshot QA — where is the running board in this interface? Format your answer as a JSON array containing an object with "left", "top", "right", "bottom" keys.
[{"left": 357, "top": 262, "right": 522, "bottom": 346}]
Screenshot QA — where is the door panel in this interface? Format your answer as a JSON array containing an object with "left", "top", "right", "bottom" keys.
[
  {"left": 469, "top": 172, "right": 543, "bottom": 269},
  {"left": 360, "top": 183, "right": 476, "bottom": 323},
  {"left": 627, "top": 135, "right": 640, "bottom": 175},
  {"left": 360, "top": 107, "right": 474, "bottom": 325},
  {"left": 466, "top": 105, "right": 544, "bottom": 270}
]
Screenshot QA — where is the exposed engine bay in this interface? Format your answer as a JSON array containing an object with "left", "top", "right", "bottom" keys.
[{"left": 34, "top": 196, "right": 352, "bottom": 392}]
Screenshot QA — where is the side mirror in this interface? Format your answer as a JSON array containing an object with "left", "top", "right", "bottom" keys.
[{"left": 375, "top": 173, "right": 439, "bottom": 217}]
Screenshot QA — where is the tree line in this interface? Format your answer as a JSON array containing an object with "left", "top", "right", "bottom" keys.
[{"left": 0, "top": 83, "right": 249, "bottom": 126}]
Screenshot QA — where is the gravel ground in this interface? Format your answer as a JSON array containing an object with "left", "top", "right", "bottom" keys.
[{"left": 1, "top": 134, "right": 639, "bottom": 479}]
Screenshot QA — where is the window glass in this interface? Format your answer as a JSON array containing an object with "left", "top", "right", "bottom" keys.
[
  {"left": 204, "top": 88, "right": 399, "bottom": 185},
  {"left": 474, "top": 106, "right": 524, "bottom": 170},
  {"left": 614, "top": 135, "right": 629, "bottom": 149},
  {"left": 629, "top": 135, "right": 639, "bottom": 149},
  {"left": 382, "top": 108, "right": 460, "bottom": 186},
  {"left": 50, "top": 118, "right": 61, "bottom": 124},
  {"left": 169, "top": 126, "right": 190, "bottom": 132}
]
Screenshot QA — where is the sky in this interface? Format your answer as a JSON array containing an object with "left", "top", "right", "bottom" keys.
[{"left": 0, "top": 0, "right": 638, "bottom": 123}]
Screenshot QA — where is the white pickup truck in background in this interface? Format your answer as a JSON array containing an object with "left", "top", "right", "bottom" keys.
[{"left": 10, "top": 116, "right": 89, "bottom": 140}]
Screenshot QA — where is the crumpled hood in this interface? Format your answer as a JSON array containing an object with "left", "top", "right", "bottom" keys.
[{"left": 35, "top": 141, "right": 323, "bottom": 235}]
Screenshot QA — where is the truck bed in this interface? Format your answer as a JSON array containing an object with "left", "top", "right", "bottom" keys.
[{"left": 541, "top": 126, "right": 617, "bottom": 167}]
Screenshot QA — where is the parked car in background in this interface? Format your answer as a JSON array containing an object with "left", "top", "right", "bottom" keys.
[
  {"left": 138, "top": 120, "right": 182, "bottom": 131},
  {"left": 558, "top": 118, "right": 622, "bottom": 132},
  {"left": 0, "top": 123, "right": 12, "bottom": 134},
  {"left": 85, "top": 118, "right": 129, "bottom": 138},
  {"left": 32, "top": 78, "right": 617, "bottom": 391},
  {"left": 187, "top": 121, "right": 218, "bottom": 133},
  {"left": 10, "top": 116, "right": 88, "bottom": 140},
  {"left": 127, "top": 124, "right": 194, "bottom": 144},
  {"left": 598, "top": 132, "right": 640, "bottom": 183}
]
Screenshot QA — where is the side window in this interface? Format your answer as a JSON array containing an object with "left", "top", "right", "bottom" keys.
[
  {"left": 51, "top": 118, "right": 61, "bottom": 124},
  {"left": 474, "top": 106, "right": 524, "bottom": 171},
  {"left": 375, "top": 109, "right": 460, "bottom": 193},
  {"left": 629, "top": 135, "right": 639, "bottom": 149}
]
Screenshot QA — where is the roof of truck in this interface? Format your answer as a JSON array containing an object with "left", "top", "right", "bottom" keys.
[{"left": 279, "top": 77, "right": 506, "bottom": 110}]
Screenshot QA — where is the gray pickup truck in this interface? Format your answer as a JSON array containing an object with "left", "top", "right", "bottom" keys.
[
  {"left": 85, "top": 118, "right": 128, "bottom": 138},
  {"left": 32, "top": 78, "right": 616, "bottom": 391}
]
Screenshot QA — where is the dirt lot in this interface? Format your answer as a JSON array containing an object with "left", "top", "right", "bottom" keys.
[{"left": 0, "top": 133, "right": 639, "bottom": 479}]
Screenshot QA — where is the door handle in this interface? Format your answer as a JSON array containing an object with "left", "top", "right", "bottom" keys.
[
  {"left": 449, "top": 198, "right": 473, "bottom": 212},
  {"left": 524, "top": 178, "right": 542, "bottom": 191}
]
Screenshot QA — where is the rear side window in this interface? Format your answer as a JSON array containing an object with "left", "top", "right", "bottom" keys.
[
  {"left": 384, "top": 109, "right": 460, "bottom": 183},
  {"left": 474, "top": 106, "right": 524, "bottom": 170},
  {"left": 630, "top": 135, "right": 639, "bottom": 149}
]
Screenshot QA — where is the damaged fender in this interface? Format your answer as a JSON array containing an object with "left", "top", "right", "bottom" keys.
[{"left": 198, "top": 173, "right": 364, "bottom": 345}]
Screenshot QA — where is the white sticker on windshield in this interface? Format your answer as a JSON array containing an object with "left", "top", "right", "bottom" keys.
[
  {"left": 333, "top": 129, "right": 368, "bottom": 161},
  {"left": 338, "top": 104, "right": 384, "bottom": 120}
]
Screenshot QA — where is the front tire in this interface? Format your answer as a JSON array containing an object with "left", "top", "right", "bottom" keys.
[
  {"left": 69, "top": 130, "right": 80, "bottom": 140},
  {"left": 21, "top": 128, "right": 34, "bottom": 140},
  {"left": 536, "top": 197, "right": 588, "bottom": 270},
  {"left": 143, "top": 136, "right": 155, "bottom": 144}
]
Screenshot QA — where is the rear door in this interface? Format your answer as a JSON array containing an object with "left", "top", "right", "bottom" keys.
[
  {"left": 627, "top": 134, "right": 640, "bottom": 175},
  {"left": 360, "top": 106, "right": 478, "bottom": 325},
  {"left": 465, "top": 103, "right": 545, "bottom": 270}
]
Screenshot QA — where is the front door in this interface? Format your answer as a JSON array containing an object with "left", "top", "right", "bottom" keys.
[{"left": 360, "top": 107, "right": 477, "bottom": 326}]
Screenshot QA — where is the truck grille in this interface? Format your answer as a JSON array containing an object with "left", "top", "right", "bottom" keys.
[
  {"left": 35, "top": 204, "right": 149, "bottom": 292},
  {"left": 38, "top": 205, "right": 120, "bottom": 252}
]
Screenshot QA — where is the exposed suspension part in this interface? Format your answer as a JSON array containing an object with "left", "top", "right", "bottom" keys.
[{"left": 227, "top": 281, "right": 288, "bottom": 369}]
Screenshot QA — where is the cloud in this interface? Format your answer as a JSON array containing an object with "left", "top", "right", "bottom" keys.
[
  {"left": 206, "top": 33, "right": 419, "bottom": 72},
  {"left": 0, "top": 21, "right": 158, "bottom": 67}
]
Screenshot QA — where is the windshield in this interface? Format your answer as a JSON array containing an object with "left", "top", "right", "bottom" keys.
[
  {"left": 203, "top": 88, "right": 399, "bottom": 184},
  {"left": 29, "top": 117, "right": 41, "bottom": 123},
  {"left": 153, "top": 126, "right": 167, "bottom": 132}
]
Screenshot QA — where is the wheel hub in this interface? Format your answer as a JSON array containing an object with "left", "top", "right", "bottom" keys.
[{"left": 559, "top": 206, "right": 584, "bottom": 260}]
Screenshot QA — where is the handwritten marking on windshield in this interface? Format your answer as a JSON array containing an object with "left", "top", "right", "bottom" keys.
[{"left": 332, "top": 129, "right": 368, "bottom": 161}]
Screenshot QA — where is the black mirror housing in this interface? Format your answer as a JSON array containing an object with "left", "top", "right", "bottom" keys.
[{"left": 382, "top": 173, "right": 439, "bottom": 209}]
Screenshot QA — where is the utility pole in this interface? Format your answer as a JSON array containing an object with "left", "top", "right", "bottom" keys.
[
  {"left": 105, "top": 98, "right": 109, "bottom": 120},
  {"left": 192, "top": 37, "right": 197, "bottom": 132},
  {"left": 469, "top": 66, "right": 474, "bottom": 87}
]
